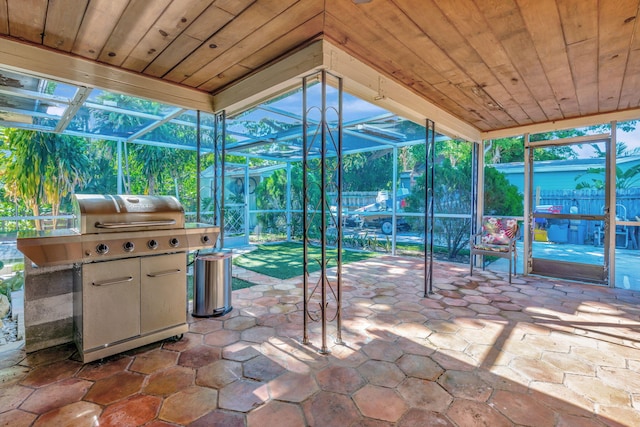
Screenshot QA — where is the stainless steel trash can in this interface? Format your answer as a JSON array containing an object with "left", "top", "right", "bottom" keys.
[{"left": 192, "top": 252, "right": 233, "bottom": 317}]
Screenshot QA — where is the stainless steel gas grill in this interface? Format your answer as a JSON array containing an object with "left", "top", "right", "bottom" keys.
[
  {"left": 17, "top": 194, "right": 219, "bottom": 362},
  {"left": 18, "top": 194, "right": 216, "bottom": 266}
]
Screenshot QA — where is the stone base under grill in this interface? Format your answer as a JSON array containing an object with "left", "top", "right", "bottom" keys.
[{"left": 23, "top": 260, "right": 75, "bottom": 353}]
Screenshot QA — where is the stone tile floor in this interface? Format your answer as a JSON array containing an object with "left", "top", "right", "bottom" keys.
[{"left": 1, "top": 255, "right": 640, "bottom": 426}]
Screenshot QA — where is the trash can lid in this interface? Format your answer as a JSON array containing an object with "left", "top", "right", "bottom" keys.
[{"left": 198, "top": 252, "right": 232, "bottom": 260}]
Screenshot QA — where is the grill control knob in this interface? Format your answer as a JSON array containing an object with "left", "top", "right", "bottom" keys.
[
  {"left": 123, "top": 241, "right": 135, "bottom": 252},
  {"left": 169, "top": 237, "right": 180, "bottom": 248},
  {"left": 96, "top": 243, "right": 109, "bottom": 255},
  {"left": 201, "top": 235, "right": 210, "bottom": 244},
  {"left": 147, "top": 239, "right": 158, "bottom": 250}
]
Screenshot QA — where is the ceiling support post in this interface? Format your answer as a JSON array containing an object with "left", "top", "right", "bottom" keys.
[
  {"left": 302, "top": 70, "right": 344, "bottom": 353},
  {"left": 424, "top": 119, "right": 435, "bottom": 296},
  {"left": 214, "top": 111, "right": 226, "bottom": 249}
]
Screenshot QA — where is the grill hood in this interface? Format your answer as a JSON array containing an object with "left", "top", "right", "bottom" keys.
[
  {"left": 74, "top": 194, "right": 185, "bottom": 234},
  {"left": 17, "top": 194, "right": 219, "bottom": 267}
]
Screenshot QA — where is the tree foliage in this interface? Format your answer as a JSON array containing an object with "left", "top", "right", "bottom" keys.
[
  {"left": 575, "top": 165, "right": 640, "bottom": 190},
  {"left": 0, "top": 129, "right": 89, "bottom": 229},
  {"left": 486, "top": 132, "right": 580, "bottom": 164},
  {"left": 486, "top": 123, "right": 639, "bottom": 165},
  {"left": 484, "top": 166, "right": 524, "bottom": 216},
  {"left": 342, "top": 151, "right": 394, "bottom": 191},
  {"left": 90, "top": 93, "right": 197, "bottom": 197},
  {"left": 407, "top": 140, "right": 522, "bottom": 259}
]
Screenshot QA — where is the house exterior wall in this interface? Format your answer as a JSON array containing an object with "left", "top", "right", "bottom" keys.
[{"left": 491, "top": 156, "right": 640, "bottom": 194}]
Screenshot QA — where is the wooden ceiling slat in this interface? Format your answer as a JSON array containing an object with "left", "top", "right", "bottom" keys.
[
  {"left": 71, "top": 0, "right": 129, "bottom": 60},
  {"left": 143, "top": 3, "right": 238, "bottom": 78},
  {"left": 618, "top": 51, "right": 640, "bottom": 109},
  {"left": 566, "top": 39, "right": 599, "bottom": 116},
  {"left": 7, "top": 0, "right": 46, "bottom": 43},
  {"left": 202, "top": 14, "right": 324, "bottom": 92},
  {"left": 200, "top": 63, "right": 251, "bottom": 95},
  {"left": 212, "top": 0, "right": 258, "bottom": 16},
  {"left": 518, "top": 0, "right": 580, "bottom": 118},
  {"left": 325, "top": 1, "right": 494, "bottom": 131},
  {"left": 323, "top": 17, "right": 452, "bottom": 116},
  {"left": 475, "top": 0, "right": 563, "bottom": 122},
  {"left": 559, "top": 0, "right": 598, "bottom": 45},
  {"left": 97, "top": 0, "right": 172, "bottom": 66},
  {"left": 394, "top": 0, "right": 525, "bottom": 128},
  {"left": 437, "top": 0, "right": 548, "bottom": 125},
  {"left": 325, "top": 1, "right": 446, "bottom": 86},
  {"left": 237, "top": 18, "right": 322, "bottom": 71},
  {"left": 618, "top": 7, "right": 640, "bottom": 109},
  {"left": 0, "top": 0, "right": 8, "bottom": 34},
  {"left": 121, "top": 0, "right": 215, "bottom": 72},
  {"left": 597, "top": 0, "right": 639, "bottom": 112},
  {"left": 557, "top": 0, "right": 598, "bottom": 116},
  {"left": 164, "top": 0, "right": 297, "bottom": 84},
  {"left": 348, "top": 0, "right": 516, "bottom": 130},
  {"left": 184, "top": 0, "right": 255, "bottom": 41},
  {"left": 43, "top": 0, "right": 88, "bottom": 52},
  {"left": 430, "top": 81, "right": 501, "bottom": 131},
  {"left": 186, "top": 0, "right": 324, "bottom": 89}
]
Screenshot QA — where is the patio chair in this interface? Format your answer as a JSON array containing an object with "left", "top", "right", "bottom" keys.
[
  {"left": 593, "top": 204, "right": 629, "bottom": 248},
  {"left": 470, "top": 217, "right": 519, "bottom": 283}
]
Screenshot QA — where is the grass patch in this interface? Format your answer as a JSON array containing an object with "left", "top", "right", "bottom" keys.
[
  {"left": 232, "top": 277, "right": 257, "bottom": 291},
  {"left": 395, "top": 242, "right": 424, "bottom": 252},
  {"left": 394, "top": 242, "right": 471, "bottom": 256},
  {"left": 233, "top": 242, "right": 377, "bottom": 280}
]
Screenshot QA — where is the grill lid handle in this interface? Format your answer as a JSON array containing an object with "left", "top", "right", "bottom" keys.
[{"left": 94, "top": 220, "right": 177, "bottom": 229}]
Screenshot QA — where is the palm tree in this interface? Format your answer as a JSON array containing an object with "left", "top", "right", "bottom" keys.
[
  {"left": 575, "top": 165, "right": 640, "bottom": 190},
  {"left": 91, "top": 93, "right": 190, "bottom": 196},
  {"left": 44, "top": 134, "right": 90, "bottom": 226},
  {"left": 0, "top": 129, "right": 89, "bottom": 230},
  {"left": 131, "top": 143, "right": 168, "bottom": 195},
  {"left": 1, "top": 129, "right": 48, "bottom": 229}
]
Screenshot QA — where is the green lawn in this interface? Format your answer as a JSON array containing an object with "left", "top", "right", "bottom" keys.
[
  {"left": 232, "top": 277, "right": 257, "bottom": 291},
  {"left": 232, "top": 242, "right": 377, "bottom": 280}
]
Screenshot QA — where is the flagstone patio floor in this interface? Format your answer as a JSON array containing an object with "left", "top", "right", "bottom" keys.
[{"left": 1, "top": 256, "right": 640, "bottom": 426}]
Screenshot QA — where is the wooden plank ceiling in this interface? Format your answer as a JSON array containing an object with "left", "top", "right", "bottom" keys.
[{"left": 0, "top": 0, "right": 639, "bottom": 135}]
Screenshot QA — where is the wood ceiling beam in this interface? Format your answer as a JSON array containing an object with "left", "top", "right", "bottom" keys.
[
  {"left": 322, "top": 40, "right": 482, "bottom": 142},
  {"left": 215, "top": 39, "right": 483, "bottom": 142},
  {"left": 482, "top": 108, "right": 640, "bottom": 140},
  {"left": 3, "top": 33, "right": 637, "bottom": 145},
  {"left": 212, "top": 39, "right": 325, "bottom": 116},
  {"left": 0, "top": 37, "right": 214, "bottom": 112}
]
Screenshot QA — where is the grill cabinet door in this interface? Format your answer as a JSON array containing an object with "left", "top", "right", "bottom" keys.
[
  {"left": 141, "top": 253, "right": 187, "bottom": 333},
  {"left": 82, "top": 258, "right": 141, "bottom": 350}
]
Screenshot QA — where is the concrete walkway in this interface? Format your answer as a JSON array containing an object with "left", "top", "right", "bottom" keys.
[{"left": 487, "top": 241, "right": 640, "bottom": 290}]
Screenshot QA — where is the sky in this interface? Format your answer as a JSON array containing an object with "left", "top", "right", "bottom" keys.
[{"left": 619, "top": 127, "right": 640, "bottom": 154}]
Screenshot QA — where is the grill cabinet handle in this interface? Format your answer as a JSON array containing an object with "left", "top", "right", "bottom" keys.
[
  {"left": 95, "top": 219, "right": 177, "bottom": 229},
  {"left": 92, "top": 276, "right": 134, "bottom": 286},
  {"left": 147, "top": 268, "right": 182, "bottom": 278}
]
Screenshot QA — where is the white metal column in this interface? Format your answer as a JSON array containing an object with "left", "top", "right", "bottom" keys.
[
  {"left": 524, "top": 133, "right": 532, "bottom": 275},
  {"left": 286, "top": 163, "right": 292, "bottom": 241},
  {"left": 606, "top": 121, "right": 617, "bottom": 287}
]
